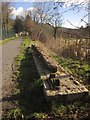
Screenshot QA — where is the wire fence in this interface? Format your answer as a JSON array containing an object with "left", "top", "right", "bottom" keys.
[{"left": 2, "top": 29, "right": 15, "bottom": 40}]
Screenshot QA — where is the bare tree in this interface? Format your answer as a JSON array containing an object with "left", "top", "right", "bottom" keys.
[
  {"left": 1, "top": 2, "right": 13, "bottom": 39},
  {"left": 33, "top": 1, "right": 63, "bottom": 39},
  {"left": 50, "top": 12, "right": 63, "bottom": 39}
]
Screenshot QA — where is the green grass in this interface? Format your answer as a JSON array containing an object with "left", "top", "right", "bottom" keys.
[
  {"left": 0, "top": 36, "right": 16, "bottom": 45},
  {"left": 53, "top": 55, "right": 90, "bottom": 81}
]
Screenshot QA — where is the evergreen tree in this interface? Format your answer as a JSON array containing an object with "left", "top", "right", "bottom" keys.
[{"left": 13, "top": 16, "right": 24, "bottom": 33}]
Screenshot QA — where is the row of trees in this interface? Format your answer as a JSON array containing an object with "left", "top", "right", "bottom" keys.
[
  {"left": 1, "top": 2, "right": 15, "bottom": 39},
  {"left": 24, "top": 1, "right": 90, "bottom": 39},
  {"left": 22, "top": 2, "right": 64, "bottom": 40},
  {"left": 9, "top": 2, "right": 63, "bottom": 39},
  {"left": 1, "top": 1, "right": 90, "bottom": 39},
  {"left": 1, "top": 2, "right": 25, "bottom": 39}
]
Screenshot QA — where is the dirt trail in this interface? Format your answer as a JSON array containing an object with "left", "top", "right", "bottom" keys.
[{"left": 1, "top": 37, "right": 22, "bottom": 118}]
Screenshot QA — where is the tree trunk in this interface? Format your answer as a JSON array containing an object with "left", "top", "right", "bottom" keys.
[{"left": 54, "top": 27, "right": 57, "bottom": 39}]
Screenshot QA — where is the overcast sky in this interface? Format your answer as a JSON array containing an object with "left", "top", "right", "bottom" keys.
[{"left": 10, "top": 0, "right": 89, "bottom": 28}]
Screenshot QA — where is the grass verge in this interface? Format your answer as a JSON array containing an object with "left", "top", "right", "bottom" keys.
[
  {"left": 0, "top": 37, "right": 16, "bottom": 45},
  {"left": 5, "top": 36, "right": 50, "bottom": 119}
]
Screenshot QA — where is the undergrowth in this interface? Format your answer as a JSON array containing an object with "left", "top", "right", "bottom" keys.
[{"left": 53, "top": 55, "right": 90, "bottom": 82}]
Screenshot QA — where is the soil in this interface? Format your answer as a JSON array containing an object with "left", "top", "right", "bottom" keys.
[{"left": 1, "top": 37, "right": 22, "bottom": 119}]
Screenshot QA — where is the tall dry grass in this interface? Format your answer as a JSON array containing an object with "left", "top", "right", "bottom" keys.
[{"left": 44, "top": 36, "right": 90, "bottom": 62}]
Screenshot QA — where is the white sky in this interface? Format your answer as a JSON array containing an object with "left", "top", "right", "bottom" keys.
[{"left": 2, "top": 0, "right": 89, "bottom": 3}]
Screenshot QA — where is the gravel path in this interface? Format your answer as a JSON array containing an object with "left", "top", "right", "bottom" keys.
[{"left": 1, "top": 37, "right": 22, "bottom": 118}]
